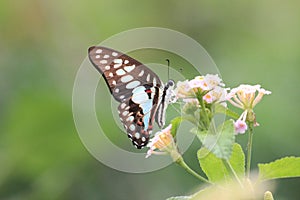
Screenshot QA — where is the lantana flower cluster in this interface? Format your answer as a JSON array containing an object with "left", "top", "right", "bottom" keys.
[
  {"left": 146, "top": 74, "right": 271, "bottom": 158},
  {"left": 175, "top": 74, "right": 227, "bottom": 105},
  {"left": 227, "top": 84, "right": 271, "bottom": 134}
]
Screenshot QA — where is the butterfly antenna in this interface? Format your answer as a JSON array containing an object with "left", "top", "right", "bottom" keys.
[{"left": 166, "top": 59, "right": 170, "bottom": 80}]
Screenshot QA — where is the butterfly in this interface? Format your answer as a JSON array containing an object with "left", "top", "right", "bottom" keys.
[{"left": 88, "top": 46, "right": 176, "bottom": 149}]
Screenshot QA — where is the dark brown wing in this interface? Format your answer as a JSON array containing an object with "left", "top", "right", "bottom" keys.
[{"left": 88, "top": 46, "right": 163, "bottom": 102}]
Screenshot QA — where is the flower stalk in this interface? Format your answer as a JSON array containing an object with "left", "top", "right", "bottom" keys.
[
  {"left": 197, "top": 90, "right": 210, "bottom": 130},
  {"left": 175, "top": 156, "right": 211, "bottom": 184},
  {"left": 246, "top": 122, "right": 254, "bottom": 178}
]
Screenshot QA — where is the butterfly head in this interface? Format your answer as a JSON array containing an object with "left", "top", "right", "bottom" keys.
[{"left": 165, "top": 80, "right": 177, "bottom": 104}]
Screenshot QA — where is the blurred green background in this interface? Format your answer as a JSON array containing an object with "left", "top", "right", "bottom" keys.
[{"left": 1, "top": 0, "right": 299, "bottom": 199}]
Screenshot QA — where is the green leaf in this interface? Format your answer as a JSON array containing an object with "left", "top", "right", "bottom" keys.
[
  {"left": 214, "top": 103, "right": 227, "bottom": 114},
  {"left": 166, "top": 196, "right": 192, "bottom": 200},
  {"left": 203, "top": 120, "right": 235, "bottom": 159},
  {"left": 170, "top": 117, "right": 183, "bottom": 137},
  {"left": 214, "top": 104, "right": 240, "bottom": 119},
  {"left": 190, "top": 128, "right": 207, "bottom": 143},
  {"left": 258, "top": 156, "right": 300, "bottom": 181},
  {"left": 225, "top": 108, "right": 240, "bottom": 120},
  {"left": 229, "top": 143, "right": 245, "bottom": 176},
  {"left": 197, "top": 143, "right": 245, "bottom": 183}
]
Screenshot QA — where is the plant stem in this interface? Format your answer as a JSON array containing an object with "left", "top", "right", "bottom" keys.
[
  {"left": 246, "top": 123, "right": 254, "bottom": 178},
  {"left": 175, "top": 156, "right": 211, "bottom": 184},
  {"left": 198, "top": 96, "right": 210, "bottom": 129}
]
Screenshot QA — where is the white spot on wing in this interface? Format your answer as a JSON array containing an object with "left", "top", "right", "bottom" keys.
[
  {"left": 138, "top": 70, "right": 144, "bottom": 77},
  {"left": 95, "top": 55, "right": 100, "bottom": 59},
  {"left": 135, "top": 132, "right": 140, "bottom": 139},
  {"left": 112, "top": 80, "right": 116, "bottom": 85},
  {"left": 146, "top": 74, "right": 150, "bottom": 82},
  {"left": 116, "top": 69, "right": 126, "bottom": 76},
  {"left": 104, "top": 54, "right": 109, "bottom": 58},
  {"left": 126, "top": 116, "right": 134, "bottom": 122},
  {"left": 126, "top": 81, "right": 141, "bottom": 89},
  {"left": 120, "top": 103, "right": 126, "bottom": 109},
  {"left": 124, "top": 60, "right": 129, "bottom": 64},
  {"left": 120, "top": 95, "right": 125, "bottom": 99},
  {"left": 105, "top": 65, "right": 110, "bottom": 70},
  {"left": 121, "top": 75, "right": 133, "bottom": 83},
  {"left": 129, "top": 124, "right": 135, "bottom": 131},
  {"left": 112, "top": 52, "right": 118, "bottom": 56},
  {"left": 124, "top": 65, "right": 135, "bottom": 72},
  {"left": 141, "top": 137, "right": 146, "bottom": 142},
  {"left": 109, "top": 72, "right": 113, "bottom": 77},
  {"left": 100, "top": 60, "right": 107, "bottom": 64},
  {"left": 96, "top": 49, "right": 102, "bottom": 54},
  {"left": 153, "top": 77, "right": 157, "bottom": 86},
  {"left": 115, "top": 88, "right": 119, "bottom": 93},
  {"left": 122, "top": 111, "right": 129, "bottom": 116},
  {"left": 114, "top": 63, "right": 122, "bottom": 68},
  {"left": 114, "top": 59, "right": 122, "bottom": 64}
]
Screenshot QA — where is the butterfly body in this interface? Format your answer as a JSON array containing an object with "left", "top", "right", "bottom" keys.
[{"left": 88, "top": 46, "right": 175, "bottom": 148}]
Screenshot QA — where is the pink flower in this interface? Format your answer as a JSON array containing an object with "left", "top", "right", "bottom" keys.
[
  {"left": 203, "top": 93, "right": 213, "bottom": 103},
  {"left": 234, "top": 110, "right": 248, "bottom": 135},
  {"left": 235, "top": 120, "right": 248, "bottom": 134}
]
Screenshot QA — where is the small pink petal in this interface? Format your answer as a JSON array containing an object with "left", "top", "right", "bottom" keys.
[
  {"left": 234, "top": 120, "right": 248, "bottom": 134},
  {"left": 145, "top": 149, "right": 153, "bottom": 158},
  {"left": 203, "top": 93, "right": 213, "bottom": 103}
]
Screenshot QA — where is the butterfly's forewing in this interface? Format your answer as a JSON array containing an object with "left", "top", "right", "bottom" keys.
[
  {"left": 88, "top": 46, "right": 163, "bottom": 102},
  {"left": 88, "top": 46, "right": 164, "bottom": 148}
]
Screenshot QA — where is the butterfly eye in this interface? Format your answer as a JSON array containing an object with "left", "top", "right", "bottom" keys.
[{"left": 168, "top": 80, "right": 175, "bottom": 87}]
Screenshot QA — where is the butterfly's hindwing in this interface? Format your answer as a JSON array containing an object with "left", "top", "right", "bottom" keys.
[
  {"left": 88, "top": 46, "right": 172, "bottom": 148},
  {"left": 117, "top": 84, "right": 161, "bottom": 148}
]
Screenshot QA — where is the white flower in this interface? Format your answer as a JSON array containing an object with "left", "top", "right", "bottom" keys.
[
  {"left": 227, "top": 84, "right": 271, "bottom": 130},
  {"left": 227, "top": 84, "right": 271, "bottom": 110},
  {"left": 203, "top": 74, "right": 225, "bottom": 89},
  {"left": 174, "top": 80, "right": 193, "bottom": 98},
  {"left": 188, "top": 74, "right": 224, "bottom": 91},
  {"left": 174, "top": 74, "right": 226, "bottom": 104},
  {"left": 203, "top": 86, "right": 228, "bottom": 105},
  {"left": 146, "top": 124, "right": 179, "bottom": 160}
]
